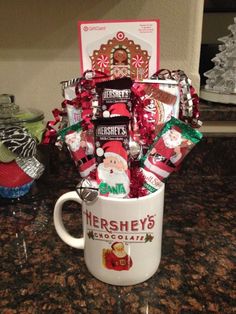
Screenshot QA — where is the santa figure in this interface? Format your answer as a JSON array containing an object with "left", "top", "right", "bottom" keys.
[
  {"left": 104, "top": 242, "right": 133, "bottom": 271},
  {"left": 97, "top": 141, "right": 130, "bottom": 198},
  {"left": 143, "top": 126, "right": 191, "bottom": 181},
  {"left": 103, "top": 103, "right": 130, "bottom": 118},
  {"left": 65, "top": 130, "right": 96, "bottom": 178}
]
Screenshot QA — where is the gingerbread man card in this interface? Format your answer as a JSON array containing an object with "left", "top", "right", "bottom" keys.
[{"left": 78, "top": 20, "right": 160, "bottom": 80}]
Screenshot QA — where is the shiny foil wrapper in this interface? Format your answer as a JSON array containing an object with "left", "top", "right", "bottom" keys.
[
  {"left": 129, "top": 139, "right": 142, "bottom": 160},
  {"left": 60, "top": 77, "right": 80, "bottom": 90},
  {"left": 60, "top": 77, "right": 80, "bottom": 99},
  {"left": 16, "top": 156, "right": 45, "bottom": 180},
  {"left": 76, "top": 179, "right": 98, "bottom": 202},
  {"left": 150, "top": 69, "right": 202, "bottom": 128}
]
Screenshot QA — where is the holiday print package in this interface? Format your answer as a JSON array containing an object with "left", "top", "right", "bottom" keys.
[
  {"left": 45, "top": 71, "right": 202, "bottom": 200},
  {"left": 94, "top": 117, "right": 130, "bottom": 198},
  {"left": 43, "top": 20, "right": 203, "bottom": 200},
  {"left": 49, "top": 20, "right": 204, "bottom": 283}
]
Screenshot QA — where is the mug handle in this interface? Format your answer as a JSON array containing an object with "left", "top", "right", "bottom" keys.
[{"left": 53, "top": 191, "right": 84, "bottom": 249}]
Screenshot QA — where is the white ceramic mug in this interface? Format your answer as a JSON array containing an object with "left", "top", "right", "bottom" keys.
[{"left": 53, "top": 184, "right": 165, "bottom": 286}]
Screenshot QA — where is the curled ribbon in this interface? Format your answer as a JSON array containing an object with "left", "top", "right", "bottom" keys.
[
  {"left": 151, "top": 69, "right": 201, "bottom": 128},
  {"left": 41, "top": 109, "right": 63, "bottom": 144},
  {"left": 131, "top": 90, "right": 157, "bottom": 146}
]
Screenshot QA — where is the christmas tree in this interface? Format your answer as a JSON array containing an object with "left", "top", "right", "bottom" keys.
[{"left": 201, "top": 17, "right": 236, "bottom": 104}]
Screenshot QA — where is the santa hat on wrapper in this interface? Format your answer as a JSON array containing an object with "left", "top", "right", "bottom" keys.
[
  {"left": 111, "top": 242, "right": 123, "bottom": 250},
  {"left": 103, "top": 103, "right": 130, "bottom": 118},
  {"left": 171, "top": 125, "right": 182, "bottom": 134},
  {"left": 97, "top": 141, "right": 128, "bottom": 166}
]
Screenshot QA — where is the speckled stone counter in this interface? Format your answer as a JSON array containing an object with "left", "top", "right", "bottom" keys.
[
  {"left": 199, "top": 100, "right": 236, "bottom": 122},
  {"left": 0, "top": 137, "right": 235, "bottom": 314}
]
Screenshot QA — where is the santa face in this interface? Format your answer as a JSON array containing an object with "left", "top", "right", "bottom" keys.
[
  {"left": 97, "top": 162, "right": 130, "bottom": 195},
  {"left": 112, "top": 242, "right": 127, "bottom": 258},
  {"left": 163, "top": 129, "right": 182, "bottom": 149},
  {"left": 65, "top": 132, "right": 81, "bottom": 152},
  {"left": 103, "top": 156, "right": 127, "bottom": 172}
]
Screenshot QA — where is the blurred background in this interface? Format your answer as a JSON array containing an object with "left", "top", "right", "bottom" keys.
[
  {"left": 200, "top": 0, "right": 236, "bottom": 86},
  {"left": 0, "top": 0, "right": 235, "bottom": 121}
]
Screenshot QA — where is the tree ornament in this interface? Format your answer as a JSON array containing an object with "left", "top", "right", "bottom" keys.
[{"left": 201, "top": 17, "right": 236, "bottom": 104}]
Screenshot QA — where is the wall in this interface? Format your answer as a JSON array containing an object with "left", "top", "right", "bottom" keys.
[
  {"left": 202, "top": 12, "right": 236, "bottom": 44},
  {"left": 0, "top": 0, "right": 204, "bottom": 121},
  {"left": 200, "top": 12, "right": 236, "bottom": 83},
  {"left": 199, "top": 12, "right": 236, "bottom": 134}
]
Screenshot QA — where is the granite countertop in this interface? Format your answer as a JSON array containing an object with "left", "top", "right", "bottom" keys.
[
  {"left": 199, "top": 100, "right": 236, "bottom": 122},
  {"left": 0, "top": 138, "right": 235, "bottom": 313}
]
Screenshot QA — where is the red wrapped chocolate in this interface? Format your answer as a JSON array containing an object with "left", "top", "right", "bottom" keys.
[
  {"left": 131, "top": 79, "right": 180, "bottom": 147},
  {"left": 93, "top": 117, "right": 130, "bottom": 198},
  {"left": 58, "top": 122, "right": 96, "bottom": 178},
  {"left": 95, "top": 77, "right": 133, "bottom": 119},
  {"left": 141, "top": 116, "right": 202, "bottom": 193}
]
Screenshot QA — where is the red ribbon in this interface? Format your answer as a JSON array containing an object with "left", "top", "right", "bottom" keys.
[
  {"left": 131, "top": 90, "right": 157, "bottom": 146},
  {"left": 74, "top": 70, "right": 111, "bottom": 130},
  {"left": 41, "top": 108, "right": 63, "bottom": 144}
]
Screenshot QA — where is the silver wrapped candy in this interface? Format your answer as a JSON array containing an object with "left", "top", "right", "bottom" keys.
[
  {"left": 16, "top": 156, "right": 45, "bottom": 179},
  {"left": 129, "top": 139, "right": 142, "bottom": 160},
  {"left": 76, "top": 179, "right": 99, "bottom": 202}
]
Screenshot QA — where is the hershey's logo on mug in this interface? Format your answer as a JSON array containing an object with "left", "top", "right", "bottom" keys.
[{"left": 84, "top": 209, "right": 156, "bottom": 243}]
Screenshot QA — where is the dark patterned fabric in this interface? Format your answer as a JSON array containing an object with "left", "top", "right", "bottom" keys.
[{"left": 0, "top": 126, "right": 37, "bottom": 157}]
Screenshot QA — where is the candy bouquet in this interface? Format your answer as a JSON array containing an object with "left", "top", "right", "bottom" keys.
[{"left": 44, "top": 69, "right": 203, "bottom": 200}]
